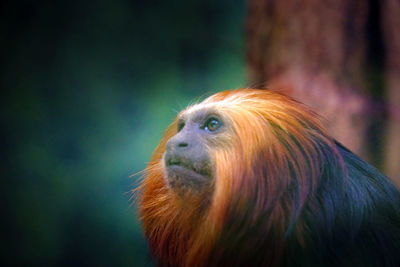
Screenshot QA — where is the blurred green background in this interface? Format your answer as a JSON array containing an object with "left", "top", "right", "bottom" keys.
[{"left": 0, "top": 0, "right": 246, "bottom": 266}]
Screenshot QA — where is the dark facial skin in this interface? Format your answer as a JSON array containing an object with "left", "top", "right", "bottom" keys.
[{"left": 163, "top": 110, "right": 223, "bottom": 195}]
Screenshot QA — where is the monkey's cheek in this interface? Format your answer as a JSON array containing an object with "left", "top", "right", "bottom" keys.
[{"left": 164, "top": 165, "right": 209, "bottom": 193}]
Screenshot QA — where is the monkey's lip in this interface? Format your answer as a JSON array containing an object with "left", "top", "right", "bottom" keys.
[
  {"left": 165, "top": 157, "right": 210, "bottom": 177},
  {"left": 166, "top": 158, "right": 198, "bottom": 173},
  {"left": 167, "top": 165, "right": 201, "bottom": 176}
]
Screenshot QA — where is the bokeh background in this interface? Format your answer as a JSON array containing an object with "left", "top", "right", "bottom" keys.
[
  {"left": 2, "top": 0, "right": 400, "bottom": 266},
  {"left": 1, "top": 0, "right": 246, "bottom": 266}
]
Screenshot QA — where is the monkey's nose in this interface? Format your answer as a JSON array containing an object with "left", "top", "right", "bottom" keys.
[{"left": 166, "top": 138, "right": 190, "bottom": 151}]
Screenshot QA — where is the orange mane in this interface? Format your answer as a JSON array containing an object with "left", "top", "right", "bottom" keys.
[{"left": 137, "top": 89, "right": 343, "bottom": 266}]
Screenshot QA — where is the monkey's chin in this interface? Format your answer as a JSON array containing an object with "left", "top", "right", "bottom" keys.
[{"left": 165, "top": 165, "right": 210, "bottom": 194}]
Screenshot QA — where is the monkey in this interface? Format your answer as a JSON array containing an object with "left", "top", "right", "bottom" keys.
[{"left": 135, "top": 89, "right": 400, "bottom": 267}]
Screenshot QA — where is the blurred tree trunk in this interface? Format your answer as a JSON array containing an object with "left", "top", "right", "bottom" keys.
[
  {"left": 382, "top": 0, "right": 400, "bottom": 185},
  {"left": 245, "top": 0, "right": 400, "bottom": 184}
]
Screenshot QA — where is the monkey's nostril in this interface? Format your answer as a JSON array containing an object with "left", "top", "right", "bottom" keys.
[{"left": 178, "top": 142, "right": 188, "bottom": 148}]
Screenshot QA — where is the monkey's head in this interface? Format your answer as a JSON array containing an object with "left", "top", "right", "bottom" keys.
[
  {"left": 161, "top": 89, "right": 332, "bottom": 198},
  {"left": 137, "top": 89, "right": 342, "bottom": 266}
]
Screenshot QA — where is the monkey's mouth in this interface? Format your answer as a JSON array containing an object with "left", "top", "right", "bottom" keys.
[
  {"left": 164, "top": 155, "right": 211, "bottom": 191},
  {"left": 165, "top": 157, "right": 210, "bottom": 177}
]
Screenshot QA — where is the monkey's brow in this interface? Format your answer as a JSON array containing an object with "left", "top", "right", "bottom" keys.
[
  {"left": 177, "top": 117, "right": 185, "bottom": 125},
  {"left": 183, "top": 108, "right": 219, "bottom": 123}
]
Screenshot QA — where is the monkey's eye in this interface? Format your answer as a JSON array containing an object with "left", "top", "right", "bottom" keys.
[
  {"left": 203, "top": 117, "right": 222, "bottom": 132},
  {"left": 177, "top": 121, "right": 185, "bottom": 132}
]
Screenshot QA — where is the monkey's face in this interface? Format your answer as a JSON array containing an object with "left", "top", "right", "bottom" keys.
[{"left": 163, "top": 109, "right": 224, "bottom": 195}]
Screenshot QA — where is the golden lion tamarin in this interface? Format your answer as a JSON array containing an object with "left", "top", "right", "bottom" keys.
[{"left": 136, "top": 89, "right": 400, "bottom": 267}]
